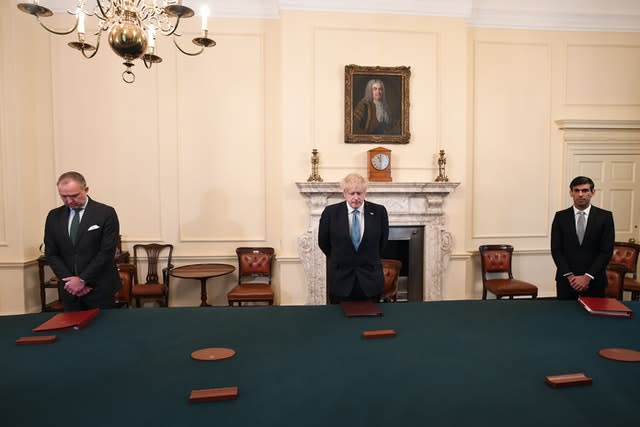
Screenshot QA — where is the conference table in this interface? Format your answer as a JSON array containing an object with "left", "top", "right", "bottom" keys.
[{"left": 2, "top": 300, "right": 639, "bottom": 427}]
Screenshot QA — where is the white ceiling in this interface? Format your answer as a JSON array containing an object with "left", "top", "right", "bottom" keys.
[{"left": 29, "top": 0, "right": 640, "bottom": 31}]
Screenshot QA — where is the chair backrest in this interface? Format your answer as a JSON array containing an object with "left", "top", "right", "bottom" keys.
[
  {"left": 605, "top": 264, "right": 626, "bottom": 300},
  {"left": 479, "top": 245, "right": 514, "bottom": 279},
  {"left": 133, "top": 243, "right": 174, "bottom": 284},
  {"left": 610, "top": 242, "right": 640, "bottom": 279},
  {"left": 381, "top": 259, "right": 402, "bottom": 300},
  {"left": 115, "top": 263, "right": 136, "bottom": 306},
  {"left": 236, "top": 247, "right": 275, "bottom": 284}
]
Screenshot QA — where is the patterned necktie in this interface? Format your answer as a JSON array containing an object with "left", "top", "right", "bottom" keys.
[
  {"left": 576, "top": 211, "right": 586, "bottom": 244},
  {"left": 351, "top": 210, "right": 361, "bottom": 250},
  {"left": 69, "top": 208, "right": 83, "bottom": 243}
]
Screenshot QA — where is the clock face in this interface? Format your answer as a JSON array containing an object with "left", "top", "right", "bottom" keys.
[{"left": 371, "top": 153, "right": 390, "bottom": 171}]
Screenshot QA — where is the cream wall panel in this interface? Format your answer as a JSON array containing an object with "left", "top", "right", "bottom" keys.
[
  {"left": 566, "top": 45, "right": 640, "bottom": 106},
  {"left": 49, "top": 39, "right": 163, "bottom": 242},
  {"left": 176, "top": 32, "right": 267, "bottom": 242},
  {"left": 472, "top": 40, "right": 551, "bottom": 239},
  {"left": 313, "top": 27, "right": 440, "bottom": 180},
  {"left": 0, "top": 21, "right": 8, "bottom": 247}
]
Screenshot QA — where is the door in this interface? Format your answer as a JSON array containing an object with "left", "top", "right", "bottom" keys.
[{"left": 571, "top": 153, "right": 640, "bottom": 242}]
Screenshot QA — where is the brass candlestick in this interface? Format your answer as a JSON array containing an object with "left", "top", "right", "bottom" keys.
[
  {"left": 307, "top": 149, "right": 323, "bottom": 182},
  {"left": 435, "top": 149, "right": 449, "bottom": 182}
]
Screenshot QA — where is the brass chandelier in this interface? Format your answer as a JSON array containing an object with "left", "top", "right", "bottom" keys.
[{"left": 17, "top": 1, "right": 216, "bottom": 83}]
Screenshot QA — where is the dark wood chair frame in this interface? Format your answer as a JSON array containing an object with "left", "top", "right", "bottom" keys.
[
  {"left": 131, "top": 243, "right": 174, "bottom": 308},
  {"left": 604, "top": 263, "right": 626, "bottom": 300},
  {"left": 228, "top": 247, "right": 275, "bottom": 307},
  {"left": 381, "top": 259, "right": 402, "bottom": 302},
  {"left": 478, "top": 244, "right": 538, "bottom": 300},
  {"left": 610, "top": 241, "right": 640, "bottom": 301},
  {"left": 114, "top": 263, "right": 136, "bottom": 308}
]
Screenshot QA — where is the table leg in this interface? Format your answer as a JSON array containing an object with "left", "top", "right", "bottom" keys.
[{"left": 199, "top": 278, "right": 211, "bottom": 307}]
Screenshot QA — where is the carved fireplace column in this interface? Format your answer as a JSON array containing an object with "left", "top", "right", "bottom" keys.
[{"left": 297, "top": 182, "right": 459, "bottom": 305}]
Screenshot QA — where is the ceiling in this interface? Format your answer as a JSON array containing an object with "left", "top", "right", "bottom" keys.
[{"left": 29, "top": 0, "right": 640, "bottom": 31}]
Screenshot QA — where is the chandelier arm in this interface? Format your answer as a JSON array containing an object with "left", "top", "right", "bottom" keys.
[
  {"left": 143, "top": 56, "right": 153, "bottom": 70},
  {"left": 80, "top": 32, "right": 102, "bottom": 59},
  {"left": 173, "top": 38, "right": 204, "bottom": 57},
  {"left": 95, "top": 0, "right": 110, "bottom": 20},
  {"left": 37, "top": 17, "right": 78, "bottom": 36},
  {"left": 164, "top": 16, "right": 182, "bottom": 37}
]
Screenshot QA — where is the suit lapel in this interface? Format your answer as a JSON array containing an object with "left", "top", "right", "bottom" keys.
[
  {"left": 583, "top": 207, "right": 598, "bottom": 241},
  {"left": 73, "top": 198, "right": 93, "bottom": 245},
  {"left": 58, "top": 206, "right": 74, "bottom": 245},
  {"left": 361, "top": 202, "right": 377, "bottom": 245}
]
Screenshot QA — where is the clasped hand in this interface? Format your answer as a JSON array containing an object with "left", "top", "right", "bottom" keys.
[
  {"left": 63, "top": 276, "right": 93, "bottom": 297},
  {"left": 568, "top": 274, "right": 590, "bottom": 292}
]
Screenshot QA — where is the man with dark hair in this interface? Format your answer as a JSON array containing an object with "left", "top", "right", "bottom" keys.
[
  {"left": 551, "top": 176, "right": 614, "bottom": 300},
  {"left": 44, "top": 171, "right": 121, "bottom": 311}
]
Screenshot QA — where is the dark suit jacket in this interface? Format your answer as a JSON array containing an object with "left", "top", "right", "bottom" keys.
[
  {"left": 44, "top": 197, "right": 121, "bottom": 309},
  {"left": 318, "top": 200, "right": 389, "bottom": 298},
  {"left": 550, "top": 205, "right": 614, "bottom": 298}
]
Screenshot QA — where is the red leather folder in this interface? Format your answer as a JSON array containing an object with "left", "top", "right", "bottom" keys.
[
  {"left": 362, "top": 329, "right": 396, "bottom": 339},
  {"left": 577, "top": 297, "right": 632, "bottom": 319},
  {"left": 16, "top": 335, "right": 57, "bottom": 345},
  {"left": 32, "top": 308, "right": 101, "bottom": 332},
  {"left": 189, "top": 386, "right": 238, "bottom": 403},
  {"left": 340, "top": 301, "right": 383, "bottom": 317},
  {"left": 545, "top": 373, "right": 592, "bottom": 388}
]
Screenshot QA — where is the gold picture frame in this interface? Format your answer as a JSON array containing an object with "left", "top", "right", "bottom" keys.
[{"left": 344, "top": 64, "right": 411, "bottom": 144}]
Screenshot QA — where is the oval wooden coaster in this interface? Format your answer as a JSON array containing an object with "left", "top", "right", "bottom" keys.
[
  {"left": 598, "top": 348, "right": 640, "bottom": 362},
  {"left": 191, "top": 347, "right": 236, "bottom": 361}
]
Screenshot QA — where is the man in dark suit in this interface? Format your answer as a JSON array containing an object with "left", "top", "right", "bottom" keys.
[
  {"left": 44, "top": 171, "right": 121, "bottom": 311},
  {"left": 551, "top": 176, "right": 614, "bottom": 300},
  {"left": 319, "top": 173, "right": 389, "bottom": 304}
]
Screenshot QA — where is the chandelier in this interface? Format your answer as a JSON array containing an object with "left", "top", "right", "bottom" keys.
[{"left": 17, "top": 1, "right": 216, "bottom": 83}]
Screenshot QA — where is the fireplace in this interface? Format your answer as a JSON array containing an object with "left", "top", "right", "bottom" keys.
[
  {"left": 382, "top": 226, "right": 424, "bottom": 302},
  {"left": 297, "top": 181, "right": 458, "bottom": 305}
]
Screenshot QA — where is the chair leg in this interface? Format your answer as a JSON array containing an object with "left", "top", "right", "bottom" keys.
[{"left": 482, "top": 288, "right": 487, "bottom": 300}]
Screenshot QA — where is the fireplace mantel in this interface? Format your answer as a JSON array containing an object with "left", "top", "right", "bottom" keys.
[{"left": 297, "top": 181, "right": 459, "bottom": 304}]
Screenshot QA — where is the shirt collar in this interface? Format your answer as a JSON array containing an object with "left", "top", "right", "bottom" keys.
[
  {"left": 69, "top": 198, "right": 89, "bottom": 213},
  {"left": 573, "top": 205, "right": 591, "bottom": 216},
  {"left": 346, "top": 201, "right": 363, "bottom": 215}
]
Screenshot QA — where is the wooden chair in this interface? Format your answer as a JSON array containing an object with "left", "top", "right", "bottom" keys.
[
  {"left": 604, "top": 264, "right": 626, "bottom": 300},
  {"left": 227, "top": 247, "right": 275, "bottom": 306},
  {"left": 130, "top": 243, "right": 174, "bottom": 307},
  {"left": 381, "top": 259, "right": 402, "bottom": 302},
  {"left": 609, "top": 241, "right": 640, "bottom": 301},
  {"left": 478, "top": 245, "right": 538, "bottom": 300},
  {"left": 114, "top": 263, "right": 136, "bottom": 308}
]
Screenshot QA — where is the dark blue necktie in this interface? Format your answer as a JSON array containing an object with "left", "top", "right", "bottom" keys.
[{"left": 351, "top": 210, "right": 361, "bottom": 250}]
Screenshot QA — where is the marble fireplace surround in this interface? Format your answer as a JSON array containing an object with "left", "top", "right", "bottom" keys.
[{"left": 297, "top": 182, "right": 459, "bottom": 305}]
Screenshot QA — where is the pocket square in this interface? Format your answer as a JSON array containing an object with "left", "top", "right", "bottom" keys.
[{"left": 87, "top": 225, "right": 100, "bottom": 231}]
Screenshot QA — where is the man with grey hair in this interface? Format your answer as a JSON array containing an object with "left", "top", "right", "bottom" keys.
[
  {"left": 353, "top": 78, "right": 392, "bottom": 134},
  {"left": 44, "top": 171, "right": 121, "bottom": 311},
  {"left": 319, "top": 173, "right": 389, "bottom": 303}
]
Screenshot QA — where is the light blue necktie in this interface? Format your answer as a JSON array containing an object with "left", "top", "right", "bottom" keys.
[
  {"left": 351, "top": 210, "right": 361, "bottom": 250},
  {"left": 576, "top": 211, "right": 586, "bottom": 244}
]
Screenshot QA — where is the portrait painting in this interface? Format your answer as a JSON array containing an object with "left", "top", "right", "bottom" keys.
[{"left": 344, "top": 64, "right": 411, "bottom": 144}]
